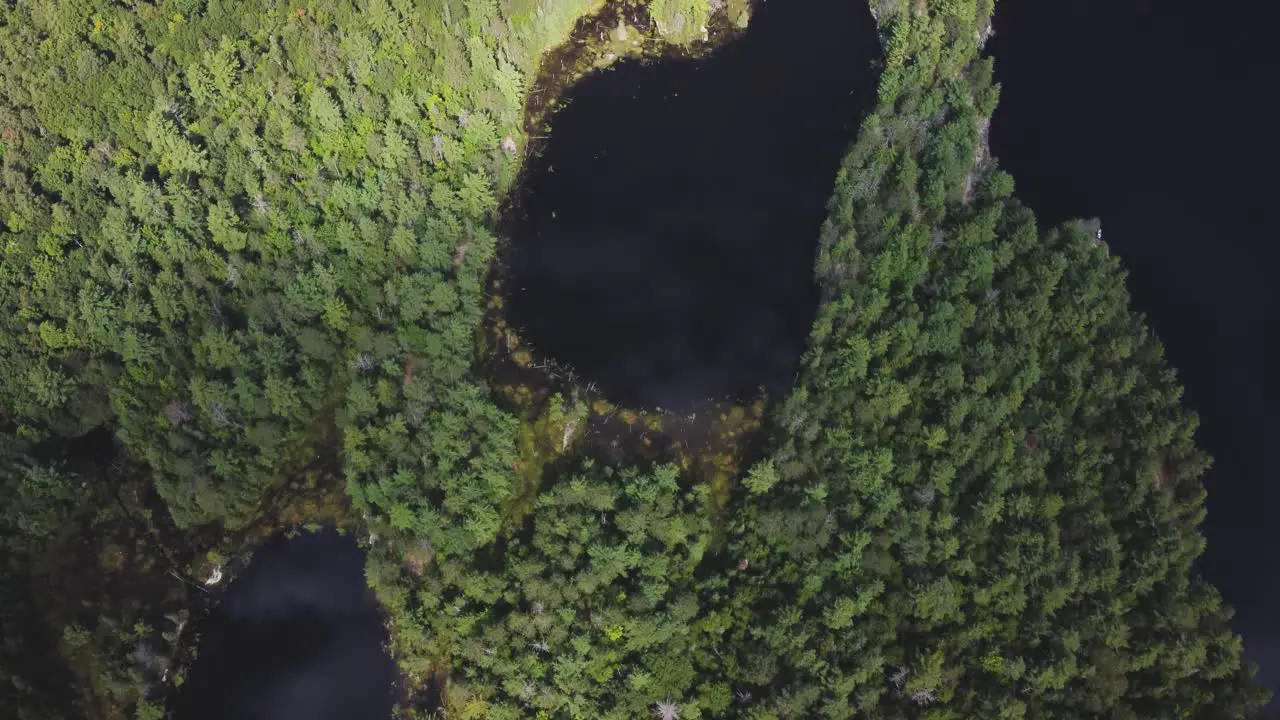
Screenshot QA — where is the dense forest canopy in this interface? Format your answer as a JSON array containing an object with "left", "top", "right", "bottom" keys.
[{"left": 0, "top": 0, "right": 1268, "bottom": 719}]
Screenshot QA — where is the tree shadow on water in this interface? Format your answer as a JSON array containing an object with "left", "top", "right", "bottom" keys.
[
  {"left": 506, "top": 0, "right": 881, "bottom": 411},
  {"left": 176, "top": 530, "right": 395, "bottom": 720}
]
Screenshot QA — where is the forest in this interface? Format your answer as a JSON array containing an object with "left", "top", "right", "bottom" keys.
[{"left": 0, "top": 0, "right": 1269, "bottom": 718}]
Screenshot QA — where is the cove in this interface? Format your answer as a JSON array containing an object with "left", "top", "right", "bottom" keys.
[
  {"left": 175, "top": 530, "right": 394, "bottom": 720},
  {"left": 503, "top": 0, "right": 881, "bottom": 411}
]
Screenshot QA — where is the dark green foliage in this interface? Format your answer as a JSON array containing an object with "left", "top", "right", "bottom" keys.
[
  {"left": 396, "top": 460, "right": 719, "bottom": 718},
  {"left": 728, "top": 203, "right": 1266, "bottom": 716},
  {"left": 717, "top": 2, "right": 1269, "bottom": 717},
  {"left": 0, "top": 434, "right": 79, "bottom": 720}
]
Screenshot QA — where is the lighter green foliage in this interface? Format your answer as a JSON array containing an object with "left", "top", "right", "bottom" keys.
[
  {"left": 648, "top": 0, "right": 711, "bottom": 43},
  {"left": 207, "top": 201, "right": 246, "bottom": 252},
  {"left": 742, "top": 459, "right": 778, "bottom": 495},
  {"left": 145, "top": 108, "right": 207, "bottom": 175},
  {"left": 308, "top": 85, "right": 344, "bottom": 134}
]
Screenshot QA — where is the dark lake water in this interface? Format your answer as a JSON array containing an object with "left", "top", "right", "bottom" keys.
[
  {"left": 987, "top": 0, "right": 1276, "bottom": 704},
  {"left": 176, "top": 530, "right": 395, "bottom": 720},
  {"left": 504, "top": 0, "right": 880, "bottom": 411}
]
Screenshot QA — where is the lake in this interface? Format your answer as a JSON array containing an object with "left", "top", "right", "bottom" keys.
[
  {"left": 503, "top": 0, "right": 880, "bottom": 410},
  {"left": 175, "top": 530, "right": 395, "bottom": 720}
]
